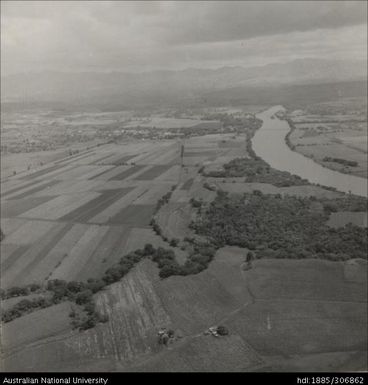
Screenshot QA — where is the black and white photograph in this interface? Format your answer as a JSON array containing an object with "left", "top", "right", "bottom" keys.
[{"left": 0, "top": 0, "right": 367, "bottom": 376}]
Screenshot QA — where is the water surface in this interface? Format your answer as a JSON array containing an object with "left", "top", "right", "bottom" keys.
[{"left": 253, "top": 106, "right": 367, "bottom": 197}]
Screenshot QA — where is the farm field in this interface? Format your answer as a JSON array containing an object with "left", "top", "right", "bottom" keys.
[
  {"left": 1, "top": 135, "right": 243, "bottom": 290},
  {"left": 1, "top": 250, "right": 366, "bottom": 372},
  {"left": 123, "top": 117, "right": 219, "bottom": 130},
  {"left": 286, "top": 99, "right": 368, "bottom": 178},
  {"left": 1, "top": 128, "right": 367, "bottom": 372}
]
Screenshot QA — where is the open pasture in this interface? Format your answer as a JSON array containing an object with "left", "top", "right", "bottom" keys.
[
  {"left": 327, "top": 211, "right": 367, "bottom": 228},
  {"left": 1, "top": 247, "right": 367, "bottom": 371},
  {"left": 1, "top": 301, "right": 73, "bottom": 353},
  {"left": 155, "top": 202, "right": 193, "bottom": 241}
]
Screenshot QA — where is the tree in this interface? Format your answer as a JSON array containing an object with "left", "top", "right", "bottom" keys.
[
  {"left": 83, "top": 301, "right": 96, "bottom": 315},
  {"left": 217, "top": 325, "right": 229, "bottom": 336},
  {"left": 169, "top": 238, "right": 179, "bottom": 247},
  {"left": 28, "top": 283, "right": 41, "bottom": 292},
  {"left": 143, "top": 243, "right": 155, "bottom": 255},
  {"left": 75, "top": 289, "right": 93, "bottom": 305},
  {"left": 7, "top": 286, "right": 28, "bottom": 298},
  {"left": 86, "top": 279, "right": 105, "bottom": 293},
  {"left": 79, "top": 316, "right": 97, "bottom": 330},
  {"left": 159, "top": 264, "right": 180, "bottom": 279},
  {"left": 246, "top": 251, "right": 254, "bottom": 263},
  {"left": 67, "top": 281, "right": 85, "bottom": 294}
]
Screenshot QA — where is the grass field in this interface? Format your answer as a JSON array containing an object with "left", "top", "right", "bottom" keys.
[
  {"left": 287, "top": 104, "right": 367, "bottom": 179},
  {"left": 327, "top": 211, "right": 367, "bottom": 228},
  {"left": 2, "top": 251, "right": 365, "bottom": 371}
]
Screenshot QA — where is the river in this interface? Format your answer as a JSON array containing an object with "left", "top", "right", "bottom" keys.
[{"left": 253, "top": 106, "right": 367, "bottom": 197}]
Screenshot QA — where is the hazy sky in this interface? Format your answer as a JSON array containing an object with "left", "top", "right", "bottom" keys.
[{"left": 1, "top": 1, "right": 367, "bottom": 75}]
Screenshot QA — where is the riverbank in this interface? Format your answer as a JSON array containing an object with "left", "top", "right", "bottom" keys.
[
  {"left": 253, "top": 106, "right": 367, "bottom": 197},
  {"left": 284, "top": 116, "right": 367, "bottom": 179}
]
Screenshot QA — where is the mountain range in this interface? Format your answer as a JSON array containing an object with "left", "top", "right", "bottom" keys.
[{"left": 1, "top": 58, "right": 366, "bottom": 108}]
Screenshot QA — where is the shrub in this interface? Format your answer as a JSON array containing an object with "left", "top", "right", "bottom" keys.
[
  {"left": 6, "top": 286, "right": 29, "bottom": 298},
  {"left": 143, "top": 243, "right": 155, "bottom": 255},
  {"left": 75, "top": 290, "right": 93, "bottom": 305},
  {"left": 86, "top": 279, "right": 105, "bottom": 293},
  {"left": 169, "top": 238, "right": 179, "bottom": 247},
  {"left": 67, "top": 281, "right": 85, "bottom": 294},
  {"left": 217, "top": 325, "right": 229, "bottom": 336},
  {"left": 28, "top": 283, "right": 41, "bottom": 292},
  {"left": 190, "top": 198, "right": 202, "bottom": 208}
]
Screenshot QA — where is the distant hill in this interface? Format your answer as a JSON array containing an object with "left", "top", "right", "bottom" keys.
[{"left": 1, "top": 58, "right": 366, "bottom": 109}]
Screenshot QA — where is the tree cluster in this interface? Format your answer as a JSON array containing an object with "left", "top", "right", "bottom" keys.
[
  {"left": 154, "top": 185, "right": 177, "bottom": 213},
  {"left": 323, "top": 157, "right": 358, "bottom": 167},
  {"left": 192, "top": 190, "right": 367, "bottom": 261},
  {"left": 1, "top": 283, "right": 41, "bottom": 300},
  {"left": 201, "top": 132, "right": 309, "bottom": 187}
]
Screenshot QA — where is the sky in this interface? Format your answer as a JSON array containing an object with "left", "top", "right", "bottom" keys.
[{"left": 1, "top": 1, "right": 367, "bottom": 76}]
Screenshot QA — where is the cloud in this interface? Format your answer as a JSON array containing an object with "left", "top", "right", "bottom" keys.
[
  {"left": 159, "top": 1, "right": 367, "bottom": 45},
  {"left": 1, "top": 1, "right": 366, "bottom": 75}
]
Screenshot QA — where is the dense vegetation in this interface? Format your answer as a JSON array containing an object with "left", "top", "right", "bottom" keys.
[
  {"left": 323, "top": 157, "right": 358, "bottom": 167},
  {"left": 1, "top": 241, "right": 217, "bottom": 325},
  {"left": 154, "top": 185, "right": 177, "bottom": 214},
  {"left": 202, "top": 132, "right": 309, "bottom": 187},
  {"left": 1, "top": 279, "right": 108, "bottom": 329},
  {"left": 201, "top": 113, "right": 263, "bottom": 132},
  {"left": 191, "top": 190, "right": 367, "bottom": 261}
]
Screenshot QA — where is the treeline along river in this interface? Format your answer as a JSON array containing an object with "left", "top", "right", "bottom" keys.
[{"left": 253, "top": 106, "right": 368, "bottom": 197}]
